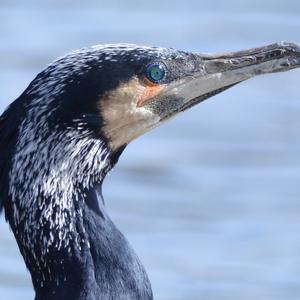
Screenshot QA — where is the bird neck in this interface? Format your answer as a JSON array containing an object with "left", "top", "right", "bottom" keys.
[
  {"left": 28, "top": 186, "right": 151, "bottom": 300},
  {"left": 6, "top": 128, "right": 152, "bottom": 299}
]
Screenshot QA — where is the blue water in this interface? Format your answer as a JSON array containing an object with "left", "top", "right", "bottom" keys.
[{"left": 1, "top": 1, "right": 300, "bottom": 299}]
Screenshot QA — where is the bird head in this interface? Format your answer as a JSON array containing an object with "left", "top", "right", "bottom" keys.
[{"left": 21, "top": 43, "right": 300, "bottom": 153}]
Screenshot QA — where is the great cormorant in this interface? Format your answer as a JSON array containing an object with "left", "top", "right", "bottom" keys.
[{"left": 0, "top": 42, "right": 299, "bottom": 300}]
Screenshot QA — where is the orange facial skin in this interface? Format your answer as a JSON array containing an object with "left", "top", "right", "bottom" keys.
[{"left": 136, "top": 77, "right": 164, "bottom": 107}]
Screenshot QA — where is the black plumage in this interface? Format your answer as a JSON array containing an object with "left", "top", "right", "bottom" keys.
[{"left": 0, "top": 42, "right": 299, "bottom": 300}]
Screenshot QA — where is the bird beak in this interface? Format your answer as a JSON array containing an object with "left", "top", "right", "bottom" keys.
[{"left": 144, "top": 42, "right": 300, "bottom": 120}]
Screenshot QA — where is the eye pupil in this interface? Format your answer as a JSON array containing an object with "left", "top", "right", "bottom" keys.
[{"left": 146, "top": 63, "right": 166, "bottom": 83}]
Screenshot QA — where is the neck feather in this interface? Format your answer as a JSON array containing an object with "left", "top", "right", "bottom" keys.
[
  {"left": 5, "top": 125, "right": 153, "bottom": 299},
  {"left": 6, "top": 124, "right": 152, "bottom": 299},
  {"left": 9, "top": 125, "right": 110, "bottom": 244},
  {"left": 8, "top": 124, "right": 107, "bottom": 276}
]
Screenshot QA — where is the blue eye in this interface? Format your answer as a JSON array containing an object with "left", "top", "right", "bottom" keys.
[{"left": 146, "top": 62, "right": 167, "bottom": 84}]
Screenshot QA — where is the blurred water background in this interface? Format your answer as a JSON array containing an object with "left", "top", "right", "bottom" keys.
[{"left": 1, "top": 1, "right": 300, "bottom": 299}]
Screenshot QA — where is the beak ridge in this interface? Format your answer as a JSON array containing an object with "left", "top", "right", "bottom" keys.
[{"left": 202, "top": 42, "right": 300, "bottom": 74}]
